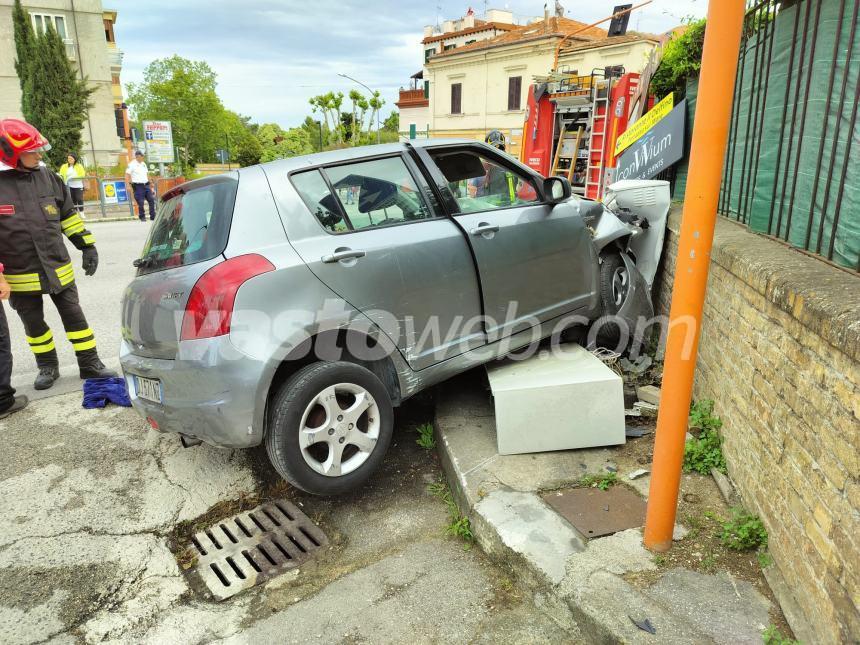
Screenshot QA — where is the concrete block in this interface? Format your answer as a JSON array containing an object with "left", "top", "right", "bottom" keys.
[
  {"left": 486, "top": 344, "right": 626, "bottom": 455},
  {"left": 636, "top": 385, "right": 661, "bottom": 406}
]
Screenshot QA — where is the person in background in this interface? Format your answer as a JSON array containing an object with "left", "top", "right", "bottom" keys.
[
  {"left": 59, "top": 153, "right": 86, "bottom": 219},
  {"left": 126, "top": 150, "right": 156, "bottom": 222},
  {"left": 0, "top": 264, "right": 29, "bottom": 419}
]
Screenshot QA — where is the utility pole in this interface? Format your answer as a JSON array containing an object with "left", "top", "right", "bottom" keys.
[
  {"left": 643, "top": 0, "right": 746, "bottom": 552},
  {"left": 338, "top": 73, "right": 381, "bottom": 145}
]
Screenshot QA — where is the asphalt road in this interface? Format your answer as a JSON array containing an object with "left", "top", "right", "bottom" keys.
[{"left": 5, "top": 219, "right": 146, "bottom": 398}]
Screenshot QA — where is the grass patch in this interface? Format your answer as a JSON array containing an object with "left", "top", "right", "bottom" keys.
[
  {"left": 428, "top": 481, "right": 474, "bottom": 545},
  {"left": 720, "top": 507, "right": 768, "bottom": 551},
  {"left": 762, "top": 624, "right": 799, "bottom": 645},
  {"left": 684, "top": 400, "right": 727, "bottom": 474},
  {"left": 579, "top": 472, "right": 618, "bottom": 491},
  {"left": 415, "top": 423, "right": 436, "bottom": 450}
]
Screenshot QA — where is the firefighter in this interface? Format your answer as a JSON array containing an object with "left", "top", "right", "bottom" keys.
[
  {"left": 0, "top": 119, "right": 116, "bottom": 390},
  {"left": 483, "top": 130, "right": 517, "bottom": 204}
]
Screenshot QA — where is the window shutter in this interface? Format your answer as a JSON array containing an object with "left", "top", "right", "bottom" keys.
[
  {"left": 508, "top": 77, "right": 522, "bottom": 111},
  {"left": 451, "top": 83, "right": 462, "bottom": 114}
]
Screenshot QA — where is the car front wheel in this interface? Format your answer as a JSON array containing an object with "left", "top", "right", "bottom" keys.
[{"left": 265, "top": 361, "right": 394, "bottom": 495}]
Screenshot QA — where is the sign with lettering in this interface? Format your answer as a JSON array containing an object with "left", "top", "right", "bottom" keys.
[
  {"left": 102, "top": 180, "right": 129, "bottom": 205},
  {"left": 142, "top": 120, "right": 175, "bottom": 163},
  {"left": 614, "top": 93, "right": 674, "bottom": 157},
  {"left": 615, "top": 100, "right": 686, "bottom": 182}
]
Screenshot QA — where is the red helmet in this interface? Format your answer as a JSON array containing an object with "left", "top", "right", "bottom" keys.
[{"left": 0, "top": 119, "right": 51, "bottom": 168}]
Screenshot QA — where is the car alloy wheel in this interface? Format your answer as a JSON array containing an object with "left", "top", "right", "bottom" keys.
[
  {"left": 611, "top": 265, "right": 630, "bottom": 308},
  {"left": 298, "top": 382, "right": 381, "bottom": 477}
]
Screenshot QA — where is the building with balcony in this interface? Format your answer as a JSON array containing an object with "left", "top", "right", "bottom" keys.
[
  {"left": 0, "top": 0, "right": 127, "bottom": 167},
  {"left": 424, "top": 12, "right": 659, "bottom": 156},
  {"left": 397, "top": 8, "right": 517, "bottom": 138}
]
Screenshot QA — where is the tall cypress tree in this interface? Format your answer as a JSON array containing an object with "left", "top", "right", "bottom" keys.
[
  {"left": 21, "top": 23, "right": 94, "bottom": 168},
  {"left": 12, "top": 0, "right": 36, "bottom": 118}
]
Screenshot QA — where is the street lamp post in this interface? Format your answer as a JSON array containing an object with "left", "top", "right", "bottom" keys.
[
  {"left": 338, "top": 73, "right": 381, "bottom": 144},
  {"left": 315, "top": 120, "right": 323, "bottom": 151}
]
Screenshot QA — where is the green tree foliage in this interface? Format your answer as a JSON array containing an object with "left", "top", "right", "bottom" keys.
[
  {"left": 220, "top": 109, "right": 259, "bottom": 165},
  {"left": 300, "top": 116, "right": 328, "bottom": 151},
  {"left": 256, "top": 123, "right": 313, "bottom": 162},
  {"left": 309, "top": 92, "right": 345, "bottom": 144},
  {"left": 382, "top": 111, "right": 399, "bottom": 132},
  {"left": 649, "top": 19, "right": 707, "bottom": 102},
  {"left": 15, "top": 11, "right": 94, "bottom": 168},
  {"left": 235, "top": 132, "right": 263, "bottom": 167},
  {"left": 126, "top": 56, "right": 226, "bottom": 167},
  {"left": 12, "top": 0, "right": 35, "bottom": 117}
]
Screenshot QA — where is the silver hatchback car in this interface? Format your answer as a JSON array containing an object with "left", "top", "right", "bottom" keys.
[{"left": 120, "top": 140, "right": 661, "bottom": 495}]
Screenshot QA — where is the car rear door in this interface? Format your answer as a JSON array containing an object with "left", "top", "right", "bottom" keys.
[
  {"left": 273, "top": 152, "right": 485, "bottom": 371},
  {"left": 424, "top": 145, "right": 596, "bottom": 340}
]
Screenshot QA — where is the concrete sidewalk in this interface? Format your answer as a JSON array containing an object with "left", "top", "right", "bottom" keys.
[{"left": 435, "top": 370, "right": 782, "bottom": 644}]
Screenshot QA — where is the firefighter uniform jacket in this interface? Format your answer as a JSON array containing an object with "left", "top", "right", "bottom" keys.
[{"left": 0, "top": 166, "right": 95, "bottom": 294}]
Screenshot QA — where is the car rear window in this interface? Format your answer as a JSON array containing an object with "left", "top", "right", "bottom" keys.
[{"left": 136, "top": 176, "right": 238, "bottom": 275}]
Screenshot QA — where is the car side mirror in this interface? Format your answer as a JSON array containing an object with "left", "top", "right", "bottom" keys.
[{"left": 544, "top": 176, "right": 571, "bottom": 204}]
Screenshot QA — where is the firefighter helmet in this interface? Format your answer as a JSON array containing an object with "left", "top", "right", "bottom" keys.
[
  {"left": 0, "top": 119, "right": 51, "bottom": 168},
  {"left": 485, "top": 129, "right": 506, "bottom": 151}
]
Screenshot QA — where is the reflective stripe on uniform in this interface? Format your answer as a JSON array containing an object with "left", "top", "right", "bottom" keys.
[
  {"left": 81, "top": 234, "right": 95, "bottom": 245},
  {"left": 66, "top": 328, "right": 93, "bottom": 340},
  {"left": 56, "top": 263, "right": 75, "bottom": 285},
  {"left": 6, "top": 273, "right": 42, "bottom": 292},
  {"left": 27, "top": 330, "right": 55, "bottom": 355},
  {"left": 71, "top": 338, "right": 96, "bottom": 352},
  {"left": 66, "top": 327, "right": 96, "bottom": 352},
  {"left": 31, "top": 341, "right": 56, "bottom": 354},
  {"left": 61, "top": 214, "right": 85, "bottom": 236},
  {"left": 27, "top": 330, "right": 53, "bottom": 344}
]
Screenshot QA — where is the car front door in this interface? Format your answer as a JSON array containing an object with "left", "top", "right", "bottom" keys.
[
  {"left": 280, "top": 153, "right": 485, "bottom": 371},
  {"left": 426, "top": 145, "right": 596, "bottom": 340}
]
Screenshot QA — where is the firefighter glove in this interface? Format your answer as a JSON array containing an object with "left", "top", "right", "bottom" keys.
[{"left": 82, "top": 247, "right": 99, "bottom": 276}]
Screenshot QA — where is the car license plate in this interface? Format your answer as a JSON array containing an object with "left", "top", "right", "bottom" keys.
[{"left": 135, "top": 376, "right": 162, "bottom": 403}]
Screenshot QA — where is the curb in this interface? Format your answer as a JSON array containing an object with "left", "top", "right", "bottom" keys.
[{"left": 433, "top": 376, "right": 776, "bottom": 644}]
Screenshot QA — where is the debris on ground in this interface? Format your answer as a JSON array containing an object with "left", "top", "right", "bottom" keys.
[
  {"left": 627, "top": 468, "right": 650, "bottom": 480},
  {"left": 629, "top": 616, "right": 657, "bottom": 634},
  {"left": 711, "top": 467, "right": 739, "bottom": 505},
  {"left": 636, "top": 385, "right": 661, "bottom": 406}
]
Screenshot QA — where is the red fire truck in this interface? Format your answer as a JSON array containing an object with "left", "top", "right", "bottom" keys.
[{"left": 520, "top": 68, "right": 650, "bottom": 200}]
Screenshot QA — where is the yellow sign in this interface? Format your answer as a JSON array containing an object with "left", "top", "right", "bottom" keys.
[
  {"left": 614, "top": 93, "right": 675, "bottom": 157},
  {"left": 104, "top": 184, "right": 116, "bottom": 198}
]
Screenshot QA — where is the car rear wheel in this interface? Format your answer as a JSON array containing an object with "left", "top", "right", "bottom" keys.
[{"left": 265, "top": 361, "right": 394, "bottom": 495}]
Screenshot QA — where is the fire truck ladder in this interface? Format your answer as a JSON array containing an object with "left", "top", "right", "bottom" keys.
[{"left": 585, "top": 85, "right": 609, "bottom": 200}]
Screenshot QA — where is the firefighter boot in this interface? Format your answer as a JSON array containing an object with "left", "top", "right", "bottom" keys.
[
  {"left": 77, "top": 350, "right": 118, "bottom": 380},
  {"left": 34, "top": 365, "right": 60, "bottom": 390}
]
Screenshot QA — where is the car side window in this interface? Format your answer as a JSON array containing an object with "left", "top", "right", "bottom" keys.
[
  {"left": 324, "top": 157, "right": 431, "bottom": 230},
  {"left": 291, "top": 170, "right": 350, "bottom": 233},
  {"left": 430, "top": 149, "right": 539, "bottom": 213}
]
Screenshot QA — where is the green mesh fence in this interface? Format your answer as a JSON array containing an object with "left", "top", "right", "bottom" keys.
[{"left": 721, "top": 0, "right": 859, "bottom": 269}]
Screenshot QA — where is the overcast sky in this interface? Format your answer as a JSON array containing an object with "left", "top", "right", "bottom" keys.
[{"left": 114, "top": 0, "right": 705, "bottom": 128}]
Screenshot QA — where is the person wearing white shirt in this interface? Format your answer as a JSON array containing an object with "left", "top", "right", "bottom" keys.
[{"left": 125, "top": 150, "right": 156, "bottom": 221}]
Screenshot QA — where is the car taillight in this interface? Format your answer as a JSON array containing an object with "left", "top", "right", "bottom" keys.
[{"left": 180, "top": 254, "right": 275, "bottom": 341}]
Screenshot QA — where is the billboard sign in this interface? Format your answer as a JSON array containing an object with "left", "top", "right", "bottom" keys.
[
  {"left": 142, "top": 120, "right": 175, "bottom": 163},
  {"left": 616, "top": 100, "right": 686, "bottom": 182},
  {"left": 102, "top": 180, "right": 129, "bottom": 205},
  {"left": 614, "top": 93, "right": 674, "bottom": 157}
]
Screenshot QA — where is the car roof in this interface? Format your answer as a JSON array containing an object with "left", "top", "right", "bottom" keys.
[{"left": 255, "top": 138, "right": 487, "bottom": 174}]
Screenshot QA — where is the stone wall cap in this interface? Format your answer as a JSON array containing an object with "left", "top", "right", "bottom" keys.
[{"left": 667, "top": 205, "right": 860, "bottom": 362}]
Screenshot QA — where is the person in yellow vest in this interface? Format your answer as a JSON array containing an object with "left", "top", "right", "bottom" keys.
[
  {"left": 0, "top": 119, "right": 116, "bottom": 390},
  {"left": 59, "top": 153, "right": 86, "bottom": 219}
]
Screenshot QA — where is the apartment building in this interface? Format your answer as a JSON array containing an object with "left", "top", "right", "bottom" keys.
[
  {"left": 396, "top": 8, "right": 517, "bottom": 137},
  {"left": 0, "top": 0, "right": 126, "bottom": 166}
]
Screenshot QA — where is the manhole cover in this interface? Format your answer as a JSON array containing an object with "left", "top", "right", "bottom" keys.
[
  {"left": 542, "top": 486, "right": 647, "bottom": 538},
  {"left": 186, "top": 499, "right": 327, "bottom": 600}
]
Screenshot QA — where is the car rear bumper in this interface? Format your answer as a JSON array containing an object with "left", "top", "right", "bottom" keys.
[{"left": 119, "top": 336, "right": 265, "bottom": 449}]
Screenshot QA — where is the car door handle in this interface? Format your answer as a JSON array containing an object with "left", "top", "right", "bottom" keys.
[
  {"left": 321, "top": 249, "right": 366, "bottom": 263},
  {"left": 470, "top": 223, "right": 499, "bottom": 236}
]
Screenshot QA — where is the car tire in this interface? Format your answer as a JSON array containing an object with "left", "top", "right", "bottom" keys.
[
  {"left": 595, "top": 252, "right": 631, "bottom": 347},
  {"left": 265, "top": 361, "right": 394, "bottom": 496}
]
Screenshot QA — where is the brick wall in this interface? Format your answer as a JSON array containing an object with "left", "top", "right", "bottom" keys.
[{"left": 656, "top": 208, "right": 860, "bottom": 643}]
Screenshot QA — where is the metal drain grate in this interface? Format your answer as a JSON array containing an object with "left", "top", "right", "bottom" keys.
[{"left": 187, "top": 499, "right": 327, "bottom": 600}]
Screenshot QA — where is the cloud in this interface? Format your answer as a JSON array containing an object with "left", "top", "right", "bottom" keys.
[{"left": 115, "top": 0, "right": 705, "bottom": 127}]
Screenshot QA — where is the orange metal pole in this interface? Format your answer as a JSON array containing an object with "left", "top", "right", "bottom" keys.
[{"left": 643, "top": 0, "right": 746, "bottom": 552}]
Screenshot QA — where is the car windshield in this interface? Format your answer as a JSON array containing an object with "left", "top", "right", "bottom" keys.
[{"left": 136, "top": 177, "right": 238, "bottom": 275}]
